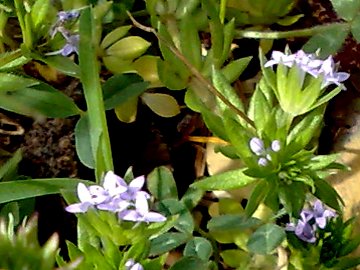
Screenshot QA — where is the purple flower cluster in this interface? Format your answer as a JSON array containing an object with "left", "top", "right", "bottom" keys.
[
  {"left": 47, "top": 10, "right": 80, "bottom": 57},
  {"left": 249, "top": 137, "right": 280, "bottom": 166},
  {"left": 286, "top": 200, "right": 336, "bottom": 243},
  {"left": 65, "top": 171, "right": 166, "bottom": 223},
  {"left": 265, "top": 50, "right": 349, "bottom": 90}
]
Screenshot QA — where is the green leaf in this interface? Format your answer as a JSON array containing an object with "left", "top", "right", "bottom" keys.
[
  {"left": 307, "top": 154, "right": 339, "bottom": 170},
  {"left": 157, "top": 199, "right": 194, "bottom": 234},
  {"left": 147, "top": 166, "right": 178, "bottom": 200},
  {"left": 157, "top": 59, "right": 188, "bottom": 90},
  {"left": 169, "top": 256, "right": 206, "bottom": 270},
  {"left": 190, "top": 168, "right": 257, "bottom": 190},
  {"left": 184, "top": 237, "right": 213, "bottom": 261},
  {"left": 103, "top": 73, "right": 148, "bottom": 110},
  {"left": 247, "top": 224, "right": 286, "bottom": 255},
  {"left": 278, "top": 182, "right": 306, "bottom": 217},
  {"left": 36, "top": 55, "right": 80, "bottom": 78},
  {"left": 132, "top": 55, "right": 163, "bottom": 87},
  {"left": 247, "top": 85, "right": 271, "bottom": 133},
  {"left": 180, "top": 187, "right": 204, "bottom": 210},
  {"left": 333, "top": 257, "right": 360, "bottom": 270},
  {"left": 221, "top": 56, "right": 252, "bottom": 83},
  {"left": 203, "top": 0, "right": 224, "bottom": 66},
  {"left": 0, "top": 73, "right": 39, "bottom": 91},
  {"left": 212, "top": 67, "right": 245, "bottom": 112},
  {"left": 286, "top": 106, "right": 324, "bottom": 154},
  {"left": 149, "top": 232, "right": 190, "bottom": 256},
  {"left": 100, "top": 25, "right": 132, "bottom": 49},
  {"left": 314, "top": 178, "right": 343, "bottom": 212},
  {"left": 221, "top": 249, "right": 250, "bottom": 268},
  {"left": 0, "top": 178, "right": 92, "bottom": 204},
  {"left": 0, "top": 83, "right": 81, "bottom": 118},
  {"left": 207, "top": 214, "right": 260, "bottom": 231},
  {"left": 220, "top": 19, "right": 235, "bottom": 64},
  {"left": 114, "top": 97, "right": 138, "bottom": 123},
  {"left": 0, "top": 149, "right": 22, "bottom": 181},
  {"left": 351, "top": 14, "right": 360, "bottom": 43},
  {"left": 75, "top": 114, "right": 94, "bottom": 169},
  {"left": 141, "top": 93, "right": 180, "bottom": 118},
  {"left": 157, "top": 23, "right": 190, "bottom": 80},
  {"left": 180, "top": 14, "right": 202, "bottom": 70},
  {"left": 245, "top": 180, "right": 267, "bottom": 216},
  {"left": 30, "top": 0, "right": 49, "bottom": 31},
  {"left": 106, "top": 36, "right": 151, "bottom": 60},
  {"left": 330, "top": 0, "right": 360, "bottom": 21},
  {"left": 303, "top": 24, "right": 348, "bottom": 58}
]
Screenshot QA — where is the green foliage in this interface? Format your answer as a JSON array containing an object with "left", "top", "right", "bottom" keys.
[
  {"left": 0, "top": 214, "right": 76, "bottom": 270},
  {"left": 191, "top": 168, "right": 257, "bottom": 190},
  {"left": 247, "top": 224, "right": 286, "bottom": 255},
  {"left": 0, "top": 178, "right": 93, "bottom": 204},
  {"left": 147, "top": 166, "right": 178, "bottom": 200},
  {"left": 184, "top": 237, "right": 213, "bottom": 261}
]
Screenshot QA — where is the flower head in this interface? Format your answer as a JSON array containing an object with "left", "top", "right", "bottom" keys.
[
  {"left": 65, "top": 171, "right": 166, "bottom": 224},
  {"left": 249, "top": 137, "right": 281, "bottom": 167},
  {"left": 265, "top": 50, "right": 349, "bottom": 90},
  {"left": 286, "top": 199, "right": 336, "bottom": 243}
]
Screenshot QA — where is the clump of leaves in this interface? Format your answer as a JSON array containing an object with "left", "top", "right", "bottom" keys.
[{"left": 0, "top": 214, "right": 78, "bottom": 270}]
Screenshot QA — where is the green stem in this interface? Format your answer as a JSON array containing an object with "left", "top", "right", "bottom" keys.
[
  {"left": 235, "top": 22, "right": 350, "bottom": 39},
  {"left": 79, "top": 7, "right": 113, "bottom": 182}
]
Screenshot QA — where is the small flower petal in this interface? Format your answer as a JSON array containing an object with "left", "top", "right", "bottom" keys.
[
  {"left": 249, "top": 137, "right": 265, "bottom": 155},
  {"left": 77, "top": 183, "right": 92, "bottom": 203},
  {"left": 271, "top": 140, "right": 281, "bottom": 152},
  {"left": 65, "top": 202, "right": 92, "bottom": 213}
]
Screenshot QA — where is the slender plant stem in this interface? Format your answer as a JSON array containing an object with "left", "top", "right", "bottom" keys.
[
  {"left": 235, "top": 22, "right": 350, "bottom": 39},
  {"left": 80, "top": 8, "right": 113, "bottom": 182},
  {"left": 127, "top": 12, "right": 256, "bottom": 129}
]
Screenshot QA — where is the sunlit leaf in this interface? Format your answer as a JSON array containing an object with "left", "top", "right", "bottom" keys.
[
  {"left": 114, "top": 97, "right": 138, "bottom": 123},
  {"left": 106, "top": 36, "right": 151, "bottom": 60},
  {"left": 141, "top": 93, "right": 180, "bottom": 117},
  {"left": 191, "top": 168, "right": 256, "bottom": 190},
  {"left": 100, "top": 25, "right": 132, "bottom": 49}
]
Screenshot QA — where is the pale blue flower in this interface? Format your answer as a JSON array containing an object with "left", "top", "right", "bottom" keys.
[
  {"left": 249, "top": 137, "right": 281, "bottom": 166},
  {"left": 286, "top": 200, "right": 336, "bottom": 243},
  {"left": 319, "top": 56, "right": 350, "bottom": 90},
  {"left": 271, "top": 140, "right": 281, "bottom": 152},
  {"left": 57, "top": 10, "right": 80, "bottom": 22},
  {"left": 125, "top": 259, "right": 144, "bottom": 270},
  {"left": 265, "top": 50, "right": 349, "bottom": 90},
  {"left": 312, "top": 200, "right": 337, "bottom": 229},
  {"left": 65, "top": 183, "right": 110, "bottom": 213},
  {"left": 257, "top": 157, "right": 268, "bottom": 167},
  {"left": 286, "top": 210, "right": 317, "bottom": 243},
  {"left": 118, "top": 175, "right": 150, "bottom": 201},
  {"left": 249, "top": 137, "right": 265, "bottom": 156},
  {"left": 46, "top": 33, "right": 79, "bottom": 56},
  {"left": 50, "top": 10, "right": 80, "bottom": 38},
  {"left": 118, "top": 193, "right": 166, "bottom": 223}
]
